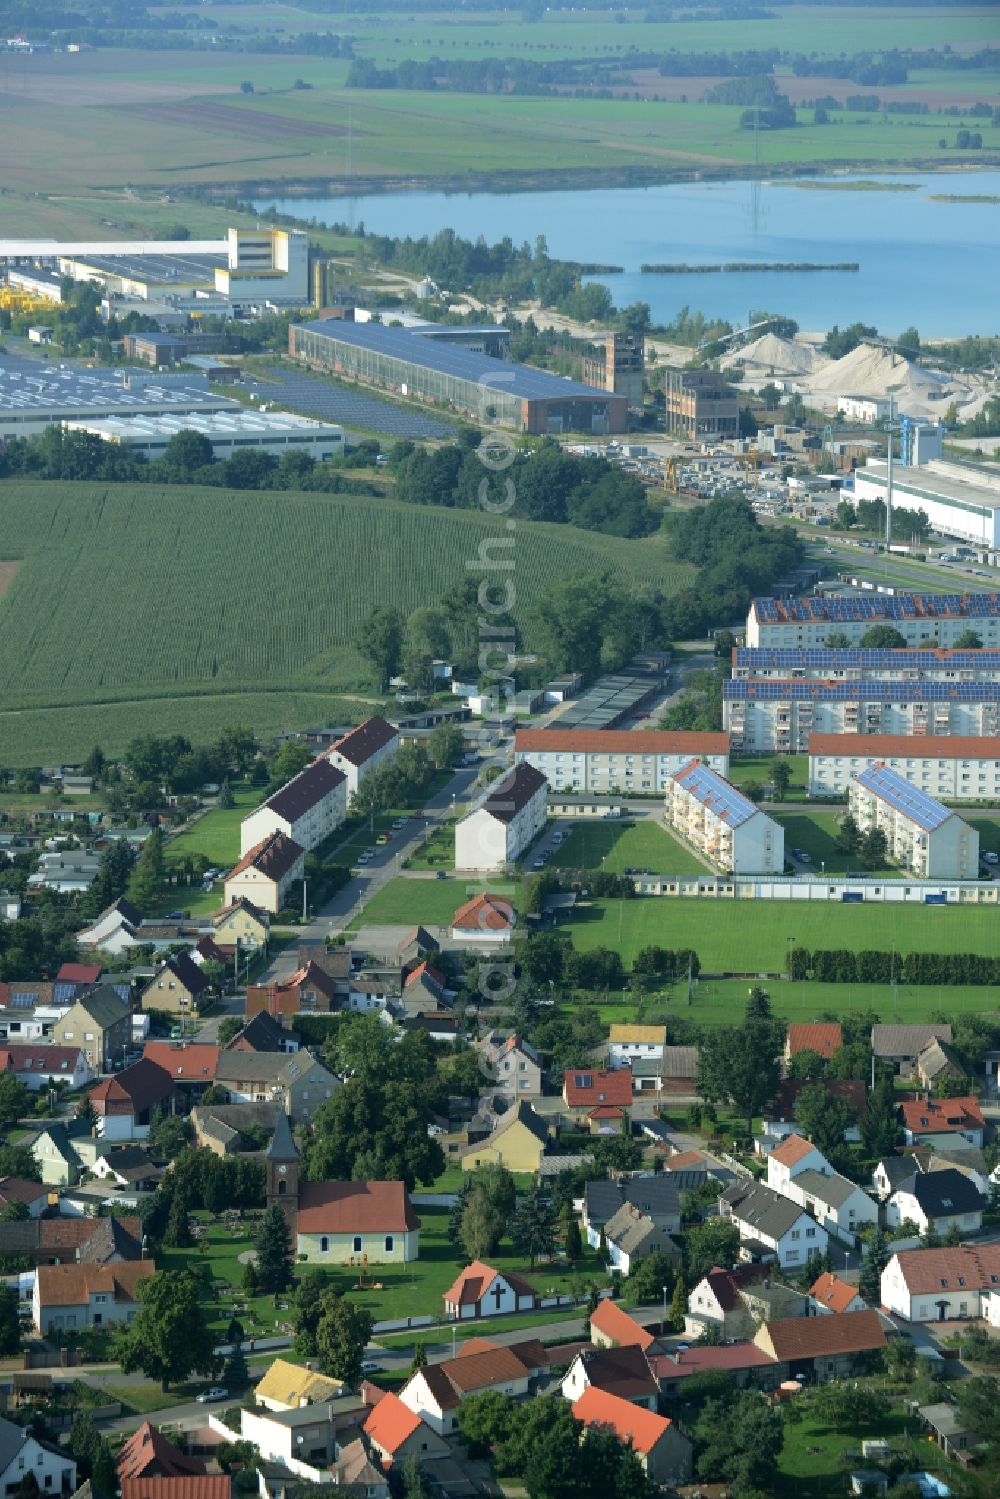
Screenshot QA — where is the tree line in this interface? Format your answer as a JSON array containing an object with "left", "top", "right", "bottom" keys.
[{"left": 790, "top": 946, "right": 1000, "bottom": 986}]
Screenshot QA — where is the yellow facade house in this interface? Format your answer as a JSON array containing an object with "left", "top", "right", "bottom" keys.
[
  {"left": 461, "top": 1101, "right": 552, "bottom": 1174},
  {"left": 254, "top": 1358, "right": 344, "bottom": 1413}
]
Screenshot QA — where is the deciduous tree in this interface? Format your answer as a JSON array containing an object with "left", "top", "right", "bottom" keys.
[{"left": 114, "top": 1270, "right": 218, "bottom": 1391}]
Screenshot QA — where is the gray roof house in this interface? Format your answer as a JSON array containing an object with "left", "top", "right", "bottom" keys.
[
  {"left": 722, "top": 1180, "right": 829, "bottom": 1270},
  {"left": 57, "top": 985, "right": 132, "bottom": 1072},
  {"left": 871, "top": 1024, "right": 953, "bottom": 1073}
]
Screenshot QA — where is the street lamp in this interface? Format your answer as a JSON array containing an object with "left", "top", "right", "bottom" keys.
[{"left": 662, "top": 1285, "right": 669, "bottom": 1330}]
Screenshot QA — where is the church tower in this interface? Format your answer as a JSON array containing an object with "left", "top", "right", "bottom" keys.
[{"left": 266, "top": 1109, "right": 299, "bottom": 1234}]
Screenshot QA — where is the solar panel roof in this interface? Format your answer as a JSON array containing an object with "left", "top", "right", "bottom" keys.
[
  {"left": 295, "top": 319, "right": 617, "bottom": 402},
  {"left": 735, "top": 648, "right": 1000, "bottom": 672},
  {"left": 753, "top": 593, "right": 1000, "bottom": 623},
  {"left": 725, "top": 679, "right": 1000, "bottom": 702},
  {"left": 853, "top": 764, "right": 953, "bottom": 831},
  {"left": 674, "top": 761, "right": 757, "bottom": 828},
  {"left": 245, "top": 367, "right": 456, "bottom": 440}
]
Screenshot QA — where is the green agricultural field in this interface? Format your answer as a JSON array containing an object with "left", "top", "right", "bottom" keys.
[
  {"left": 556, "top": 894, "right": 1000, "bottom": 972},
  {"left": 0, "top": 482, "right": 684, "bottom": 765},
  {"left": 547, "top": 818, "right": 709, "bottom": 875},
  {"left": 164, "top": 787, "right": 265, "bottom": 870}
]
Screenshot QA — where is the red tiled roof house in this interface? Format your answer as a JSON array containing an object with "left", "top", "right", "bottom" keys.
[
  {"left": 443, "top": 1261, "right": 537, "bottom": 1320},
  {"left": 571, "top": 1387, "right": 692, "bottom": 1486}
]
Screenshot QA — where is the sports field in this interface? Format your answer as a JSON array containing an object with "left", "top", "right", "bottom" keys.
[
  {"left": 547, "top": 818, "right": 709, "bottom": 876},
  {"left": 556, "top": 894, "right": 1000, "bottom": 972},
  {"left": 0, "top": 482, "right": 685, "bottom": 765}
]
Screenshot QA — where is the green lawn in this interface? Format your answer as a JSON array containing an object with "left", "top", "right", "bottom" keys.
[
  {"left": 164, "top": 787, "right": 264, "bottom": 870},
  {"left": 403, "top": 821, "right": 456, "bottom": 871},
  {"left": 556, "top": 894, "right": 1000, "bottom": 972},
  {"left": 728, "top": 754, "right": 809, "bottom": 801},
  {"left": 349, "top": 876, "right": 523, "bottom": 929},
  {"left": 547, "top": 819, "right": 709, "bottom": 876},
  {"left": 772, "top": 808, "right": 898, "bottom": 877}
]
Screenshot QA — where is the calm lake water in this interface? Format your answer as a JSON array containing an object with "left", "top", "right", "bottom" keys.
[{"left": 257, "top": 170, "right": 1000, "bottom": 337}]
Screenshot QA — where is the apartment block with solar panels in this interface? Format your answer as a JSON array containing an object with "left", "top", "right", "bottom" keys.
[
  {"left": 746, "top": 592, "right": 1000, "bottom": 649},
  {"left": 664, "top": 761, "right": 784, "bottom": 875},
  {"left": 848, "top": 764, "right": 979, "bottom": 879}
]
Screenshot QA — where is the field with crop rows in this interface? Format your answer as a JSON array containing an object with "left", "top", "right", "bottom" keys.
[{"left": 0, "top": 482, "right": 684, "bottom": 763}]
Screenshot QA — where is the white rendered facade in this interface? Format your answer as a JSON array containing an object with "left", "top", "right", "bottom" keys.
[
  {"left": 848, "top": 769, "right": 978, "bottom": 879},
  {"left": 664, "top": 761, "right": 783, "bottom": 875},
  {"left": 64, "top": 410, "right": 345, "bottom": 461},
  {"left": 513, "top": 730, "right": 729, "bottom": 793},
  {"left": 726, "top": 682, "right": 1000, "bottom": 753},
  {"left": 240, "top": 761, "right": 346, "bottom": 857},
  {"left": 454, "top": 765, "right": 547, "bottom": 873},
  {"left": 746, "top": 594, "right": 1000, "bottom": 649},
  {"left": 809, "top": 737, "right": 1000, "bottom": 799},
  {"left": 853, "top": 458, "right": 1000, "bottom": 550}
]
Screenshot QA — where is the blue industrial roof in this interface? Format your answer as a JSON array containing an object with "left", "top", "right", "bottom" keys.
[
  {"left": 853, "top": 763, "right": 954, "bottom": 831},
  {"left": 674, "top": 760, "right": 758, "bottom": 828},
  {"left": 725, "top": 679, "right": 1000, "bottom": 702},
  {"left": 294, "top": 318, "right": 618, "bottom": 403},
  {"left": 735, "top": 648, "right": 1000, "bottom": 672},
  {"left": 752, "top": 593, "right": 1000, "bottom": 623}
]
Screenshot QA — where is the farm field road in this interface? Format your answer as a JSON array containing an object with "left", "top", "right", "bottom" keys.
[{"left": 556, "top": 895, "right": 1000, "bottom": 972}]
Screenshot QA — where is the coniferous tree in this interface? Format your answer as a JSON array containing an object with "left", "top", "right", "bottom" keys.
[{"left": 254, "top": 1205, "right": 293, "bottom": 1294}]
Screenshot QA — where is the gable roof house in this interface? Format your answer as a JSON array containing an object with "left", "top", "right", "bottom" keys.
[
  {"left": 239, "top": 758, "right": 347, "bottom": 858},
  {"left": 0, "top": 1043, "right": 92, "bottom": 1093},
  {"left": 582, "top": 1177, "right": 682, "bottom": 1246},
  {"left": 56, "top": 985, "right": 131, "bottom": 1072},
  {"left": 246, "top": 961, "right": 339, "bottom": 1023},
  {"left": 0, "top": 1176, "right": 48, "bottom": 1219},
  {"left": 765, "top": 1133, "right": 832, "bottom": 1193},
  {"left": 443, "top": 1261, "right": 537, "bottom": 1320},
  {"left": 363, "top": 1391, "right": 450, "bottom": 1468},
  {"left": 810, "top": 1271, "right": 867, "bottom": 1316},
  {"left": 117, "top": 1423, "right": 206, "bottom": 1481},
  {"left": 0, "top": 1415, "right": 76, "bottom": 1497},
  {"left": 762, "top": 1078, "right": 867, "bottom": 1148},
  {"left": 607, "top": 1025, "right": 667, "bottom": 1071},
  {"left": 223, "top": 833, "right": 305, "bottom": 916},
  {"left": 888, "top": 1167, "right": 985, "bottom": 1238},
  {"left": 296, "top": 1180, "right": 419, "bottom": 1266},
  {"left": 32, "top": 1260, "right": 155, "bottom": 1334},
  {"left": 191, "top": 1100, "right": 281, "bottom": 1157},
  {"left": 89, "top": 1058, "right": 176, "bottom": 1141},
  {"left": 784, "top": 1023, "right": 842, "bottom": 1065},
  {"left": 450, "top": 893, "right": 515, "bottom": 947},
  {"left": 254, "top": 1358, "right": 344, "bottom": 1413},
  {"left": 721, "top": 1180, "right": 829, "bottom": 1270},
  {"left": 560, "top": 1346, "right": 659, "bottom": 1410},
  {"left": 323, "top": 715, "right": 400, "bottom": 797},
  {"left": 400, "top": 1341, "right": 550, "bottom": 1435},
  {"left": 227, "top": 1011, "right": 298, "bottom": 1054},
  {"left": 659, "top": 1045, "right": 700, "bottom": 1097},
  {"left": 478, "top": 1033, "right": 542, "bottom": 1101},
  {"left": 141, "top": 1041, "right": 220, "bottom": 1092},
  {"left": 31, "top": 1120, "right": 92, "bottom": 1187},
  {"left": 571, "top": 1387, "right": 693, "bottom": 1486},
  {"left": 781, "top": 1166, "right": 879, "bottom": 1239},
  {"left": 460, "top": 1101, "right": 553, "bottom": 1175},
  {"left": 685, "top": 1264, "right": 771, "bottom": 1341},
  {"left": 916, "top": 1038, "right": 969, "bottom": 1090},
  {"left": 562, "top": 1068, "right": 633, "bottom": 1118},
  {"left": 900, "top": 1096, "right": 985, "bottom": 1148},
  {"left": 75, "top": 897, "right": 144, "bottom": 950},
  {"left": 141, "top": 952, "right": 209, "bottom": 1018},
  {"left": 604, "top": 1202, "right": 680, "bottom": 1277},
  {"left": 881, "top": 1244, "right": 1000, "bottom": 1322},
  {"left": 0, "top": 1213, "right": 142, "bottom": 1267},
  {"left": 120, "top": 1478, "right": 232, "bottom": 1499},
  {"left": 454, "top": 763, "right": 548, "bottom": 874},
  {"left": 213, "top": 1048, "right": 337, "bottom": 1123},
  {"left": 752, "top": 1308, "right": 886, "bottom": 1381},
  {"left": 212, "top": 898, "right": 270, "bottom": 950},
  {"left": 589, "top": 1296, "right": 657, "bottom": 1353},
  {"left": 872, "top": 1024, "right": 953, "bottom": 1076}
]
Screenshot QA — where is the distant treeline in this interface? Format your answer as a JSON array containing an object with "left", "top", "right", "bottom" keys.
[
  {"left": 641, "top": 261, "right": 859, "bottom": 273},
  {"left": 791, "top": 948, "right": 1000, "bottom": 985}
]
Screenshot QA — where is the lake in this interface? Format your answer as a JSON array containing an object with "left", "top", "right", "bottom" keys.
[{"left": 256, "top": 170, "right": 1000, "bottom": 337}]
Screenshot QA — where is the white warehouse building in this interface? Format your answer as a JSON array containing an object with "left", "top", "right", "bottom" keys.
[
  {"left": 64, "top": 409, "right": 345, "bottom": 461},
  {"left": 513, "top": 728, "right": 730, "bottom": 794},
  {"left": 725, "top": 678, "right": 1000, "bottom": 754},
  {"left": 853, "top": 457, "right": 1000, "bottom": 551},
  {"left": 849, "top": 763, "right": 979, "bottom": 880},
  {"left": 809, "top": 734, "right": 1000, "bottom": 800},
  {"left": 454, "top": 763, "right": 547, "bottom": 873},
  {"left": 665, "top": 760, "right": 784, "bottom": 875}
]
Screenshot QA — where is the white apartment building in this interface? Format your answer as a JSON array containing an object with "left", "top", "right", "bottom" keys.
[
  {"left": 849, "top": 764, "right": 979, "bottom": 879},
  {"left": 513, "top": 729, "right": 729, "bottom": 794},
  {"left": 746, "top": 592, "right": 1000, "bottom": 649},
  {"left": 725, "top": 678, "right": 1000, "bottom": 753},
  {"left": 240, "top": 757, "right": 346, "bottom": 857},
  {"left": 809, "top": 734, "right": 1000, "bottom": 799},
  {"left": 836, "top": 395, "right": 891, "bottom": 424},
  {"left": 454, "top": 763, "right": 548, "bottom": 873},
  {"left": 323, "top": 714, "right": 400, "bottom": 798},
  {"left": 665, "top": 760, "right": 784, "bottom": 875},
  {"left": 733, "top": 647, "right": 1000, "bottom": 683}
]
